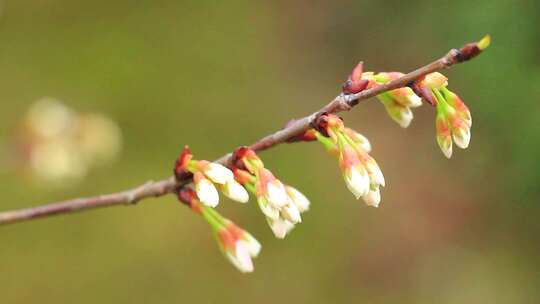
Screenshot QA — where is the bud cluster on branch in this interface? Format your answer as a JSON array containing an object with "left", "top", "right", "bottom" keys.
[
  {"left": 0, "top": 36, "right": 491, "bottom": 273},
  {"left": 170, "top": 36, "right": 490, "bottom": 272}
]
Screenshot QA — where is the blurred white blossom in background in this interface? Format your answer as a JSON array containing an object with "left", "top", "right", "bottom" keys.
[{"left": 9, "top": 98, "right": 122, "bottom": 186}]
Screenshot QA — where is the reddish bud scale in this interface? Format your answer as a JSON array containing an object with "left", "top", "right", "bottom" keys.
[
  {"left": 232, "top": 147, "right": 263, "bottom": 174},
  {"left": 174, "top": 145, "right": 193, "bottom": 179},
  {"left": 411, "top": 82, "right": 437, "bottom": 106},
  {"left": 312, "top": 113, "right": 344, "bottom": 138},
  {"left": 176, "top": 188, "right": 203, "bottom": 214},
  {"left": 342, "top": 62, "right": 369, "bottom": 94},
  {"left": 286, "top": 129, "right": 317, "bottom": 143},
  {"left": 457, "top": 44, "right": 481, "bottom": 62}
]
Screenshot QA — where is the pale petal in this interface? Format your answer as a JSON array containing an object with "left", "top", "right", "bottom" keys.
[
  {"left": 345, "top": 166, "right": 370, "bottom": 199},
  {"left": 258, "top": 198, "right": 280, "bottom": 220},
  {"left": 242, "top": 234, "right": 262, "bottom": 257},
  {"left": 221, "top": 180, "right": 249, "bottom": 203},
  {"left": 452, "top": 127, "right": 471, "bottom": 149},
  {"left": 204, "top": 163, "right": 234, "bottom": 184},
  {"left": 196, "top": 179, "right": 219, "bottom": 207},
  {"left": 286, "top": 186, "right": 310, "bottom": 213},
  {"left": 266, "top": 181, "right": 288, "bottom": 207},
  {"left": 366, "top": 161, "right": 385, "bottom": 187},
  {"left": 267, "top": 218, "right": 295, "bottom": 239},
  {"left": 362, "top": 187, "right": 381, "bottom": 208},
  {"left": 281, "top": 202, "right": 302, "bottom": 224}
]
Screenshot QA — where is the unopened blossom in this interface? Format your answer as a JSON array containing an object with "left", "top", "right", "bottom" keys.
[
  {"left": 256, "top": 168, "right": 289, "bottom": 208},
  {"left": 285, "top": 185, "right": 310, "bottom": 212},
  {"left": 339, "top": 143, "right": 370, "bottom": 199},
  {"left": 343, "top": 127, "right": 371, "bottom": 153},
  {"left": 216, "top": 219, "right": 261, "bottom": 273},
  {"left": 193, "top": 171, "right": 219, "bottom": 207},
  {"left": 232, "top": 148, "right": 309, "bottom": 238},
  {"left": 177, "top": 188, "right": 260, "bottom": 273},
  {"left": 218, "top": 179, "right": 250, "bottom": 203},
  {"left": 363, "top": 72, "right": 423, "bottom": 128},
  {"left": 197, "top": 161, "right": 234, "bottom": 184},
  {"left": 414, "top": 72, "right": 472, "bottom": 158},
  {"left": 313, "top": 113, "right": 385, "bottom": 207},
  {"left": 267, "top": 217, "right": 296, "bottom": 239},
  {"left": 174, "top": 146, "right": 250, "bottom": 204}
]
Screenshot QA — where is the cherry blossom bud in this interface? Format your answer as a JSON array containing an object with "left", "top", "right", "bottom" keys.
[
  {"left": 457, "top": 35, "right": 491, "bottom": 62},
  {"left": 257, "top": 197, "right": 280, "bottom": 220},
  {"left": 435, "top": 111, "right": 453, "bottom": 158},
  {"left": 198, "top": 161, "right": 234, "bottom": 184},
  {"left": 442, "top": 87, "right": 472, "bottom": 127},
  {"left": 379, "top": 94, "right": 414, "bottom": 128},
  {"left": 219, "top": 179, "right": 250, "bottom": 203},
  {"left": 430, "top": 82, "right": 472, "bottom": 158},
  {"left": 267, "top": 217, "right": 295, "bottom": 239},
  {"left": 364, "top": 157, "right": 385, "bottom": 187},
  {"left": 375, "top": 72, "right": 422, "bottom": 108},
  {"left": 285, "top": 185, "right": 310, "bottom": 213},
  {"left": 362, "top": 187, "right": 381, "bottom": 208},
  {"left": 422, "top": 72, "right": 448, "bottom": 89},
  {"left": 194, "top": 171, "right": 219, "bottom": 207},
  {"left": 391, "top": 87, "right": 423, "bottom": 108},
  {"left": 256, "top": 168, "right": 288, "bottom": 208},
  {"left": 216, "top": 221, "right": 261, "bottom": 273},
  {"left": 281, "top": 201, "right": 302, "bottom": 224},
  {"left": 339, "top": 144, "right": 370, "bottom": 198},
  {"left": 176, "top": 194, "right": 262, "bottom": 274},
  {"left": 449, "top": 113, "right": 471, "bottom": 149},
  {"left": 343, "top": 127, "right": 372, "bottom": 153}
]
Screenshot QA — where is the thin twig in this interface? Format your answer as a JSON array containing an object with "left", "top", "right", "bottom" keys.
[{"left": 0, "top": 43, "right": 481, "bottom": 226}]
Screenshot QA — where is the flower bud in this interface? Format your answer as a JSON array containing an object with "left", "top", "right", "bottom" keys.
[
  {"left": 219, "top": 179, "right": 250, "bottom": 203},
  {"left": 267, "top": 218, "right": 295, "bottom": 239},
  {"left": 194, "top": 171, "right": 220, "bottom": 207},
  {"left": 281, "top": 202, "right": 302, "bottom": 224},
  {"left": 343, "top": 127, "right": 371, "bottom": 153},
  {"left": 339, "top": 144, "right": 370, "bottom": 198},
  {"left": 435, "top": 111, "right": 453, "bottom": 159},
  {"left": 216, "top": 220, "right": 261, "bottom": 273},
  {"left": 380, "top": 95, "right": 414, "bottom": 128},
  {"left": 362, "top": 187, "right": 381, "bottom": 207},
  {"left": 199, "top": 161, "right": 234, "bottom": 184},
  {"left": 285, "top": 186, "right": 310, "bottom": 213},
  {"left": 256, "top": 168, "right": 288, "bottom": 208}
]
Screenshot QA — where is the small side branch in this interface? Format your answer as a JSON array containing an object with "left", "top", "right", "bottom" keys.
[{"left": 0, "top": 40, "right": 485, "bottom": 226}]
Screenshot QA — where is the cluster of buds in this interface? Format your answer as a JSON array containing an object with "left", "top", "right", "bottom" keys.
[
  {"left": 412, "top": 73, "right": 472, "bottom": 158},
  {"left": 232, "top": 147, "right": 310, "bottom": 239},
  {"left": 342, "top": 63, "right": 423, "bottom": 128},
  {"left": 174, "top": 146, "right": 249, "bottom": 207},
  {"left": 308, "top": 113, "right": 385, "bottom": 207},
  {"left": 170, "top": 36, "right": 490, "bottom": 273},
  {"left": 177, "top": 188, "right": 260, "bottom": 273}
]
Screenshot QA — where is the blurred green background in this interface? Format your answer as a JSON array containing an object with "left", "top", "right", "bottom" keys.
[{"left": 1, "top": 1, "right": 539, "bottom": 303}]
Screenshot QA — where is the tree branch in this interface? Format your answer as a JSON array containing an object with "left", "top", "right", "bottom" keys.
[{"left": 0, "top": 42, "right": 484, "bottom": 226}]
